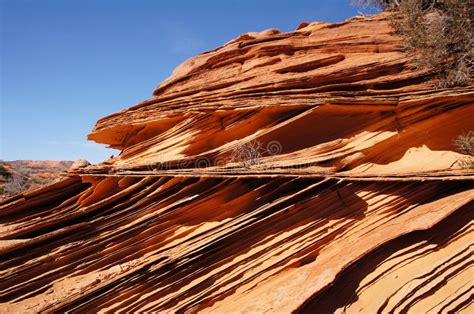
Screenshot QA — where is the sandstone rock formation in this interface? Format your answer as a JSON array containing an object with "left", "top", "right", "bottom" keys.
[{"left": 0, "top": 13, "right": 472, "bottom": 313}]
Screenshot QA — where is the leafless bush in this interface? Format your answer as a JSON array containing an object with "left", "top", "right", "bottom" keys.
[
  {"left": 454, "top": 131, "right": 474, "bottom": 154},
  {"left": 355, "top": 0, "right": 473, "bottom": 87},
  {"left": 231, "top": 140, "right": 263, "bottom": 168},
  {"left": 453, "top": 130, "right": 474, "bottom": 168},
  {"left": 4, "top": 175, "right": 28, "bottom": 196},
  {"left": 351, "top": 0, "right": 385, "bottom": 15},
  {"left": 0, "top": 163, "right": 9, "bottom": 179}
]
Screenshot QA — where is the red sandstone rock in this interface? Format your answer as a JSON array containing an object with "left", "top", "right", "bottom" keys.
[{"left": 0, "top": 12, "right": 473, "bottom": 313}]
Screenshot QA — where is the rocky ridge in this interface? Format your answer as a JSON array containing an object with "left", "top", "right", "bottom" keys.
[{"left": 0, "top": 160, "right": 72, "bottom": 201}]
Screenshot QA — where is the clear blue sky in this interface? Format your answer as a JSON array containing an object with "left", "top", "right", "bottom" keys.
[{"left": 1, "top": 0, "right": 363, "bottom": 163}]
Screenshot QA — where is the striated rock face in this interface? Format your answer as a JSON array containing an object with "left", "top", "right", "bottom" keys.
[
  {"left": 0, "top": 13, "right": 473, "bottom": 313},
  {"left": 0, "top": 160, "right": 72, "bottom": 200}
]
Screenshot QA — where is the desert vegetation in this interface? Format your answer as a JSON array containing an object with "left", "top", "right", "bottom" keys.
[
  {"left": 356, "top": 0, "right": 473, "bottom": 87},
  {"left": 454, "top": 131, "right": 474, "bottom": 168},
  {"left": 3, "top": 174, "right": 28, "bottom": 196},
  {"left": 231, "top": 140, "right": 263, "bottom": 168},
  {"left": 1, "top": 5, "right": 472, "bottom": 312},
  {"left": 0, "top": 160, "right": 72, "bottom": 200}
]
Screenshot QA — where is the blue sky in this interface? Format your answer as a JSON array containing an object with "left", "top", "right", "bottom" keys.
[{"left": 1, "top": 0, "right": 363, "bottom": 163}]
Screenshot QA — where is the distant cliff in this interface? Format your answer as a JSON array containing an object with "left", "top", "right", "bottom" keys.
[{"left": 0, "top": 160, "right": 72, "bottom": 200}]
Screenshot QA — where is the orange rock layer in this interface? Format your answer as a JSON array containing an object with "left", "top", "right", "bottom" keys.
[{"left": 0, "top": 13, "right": 473, "bottom": 313}]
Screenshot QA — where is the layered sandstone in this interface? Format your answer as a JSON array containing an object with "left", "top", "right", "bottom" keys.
[{"left": 0, "top": 13, "right": 473, "bottom": 313}]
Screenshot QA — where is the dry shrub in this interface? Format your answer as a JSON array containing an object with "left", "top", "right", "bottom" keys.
[
  {"left": 355, "top": 0, "right": 473, "bottom": 87},
  {"left": 453, "top": 130, "right": 474, "bottom": 168},
  {"left": 231, "top": 140, "right": 263, "bottom": 168}
]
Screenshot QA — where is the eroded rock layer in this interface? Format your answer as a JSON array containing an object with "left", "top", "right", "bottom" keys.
[
  {"left": 1, "top": 177, "right": 472, "bottom": 312},
  {"left": 0, "top": 12, "right": 473, "bottom": 313}
]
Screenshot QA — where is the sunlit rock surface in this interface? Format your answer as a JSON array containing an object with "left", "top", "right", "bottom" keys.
[{"left": 0, "top": 13, "right": 473, "bottom": 313}]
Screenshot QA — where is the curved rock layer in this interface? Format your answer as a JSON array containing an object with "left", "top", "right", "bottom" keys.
[
  {"left": 0, "top": 177, "right": 472, "bottom": 312},
  {"left": 0, "top": 12, "right": 473, "bottom": 313}
]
